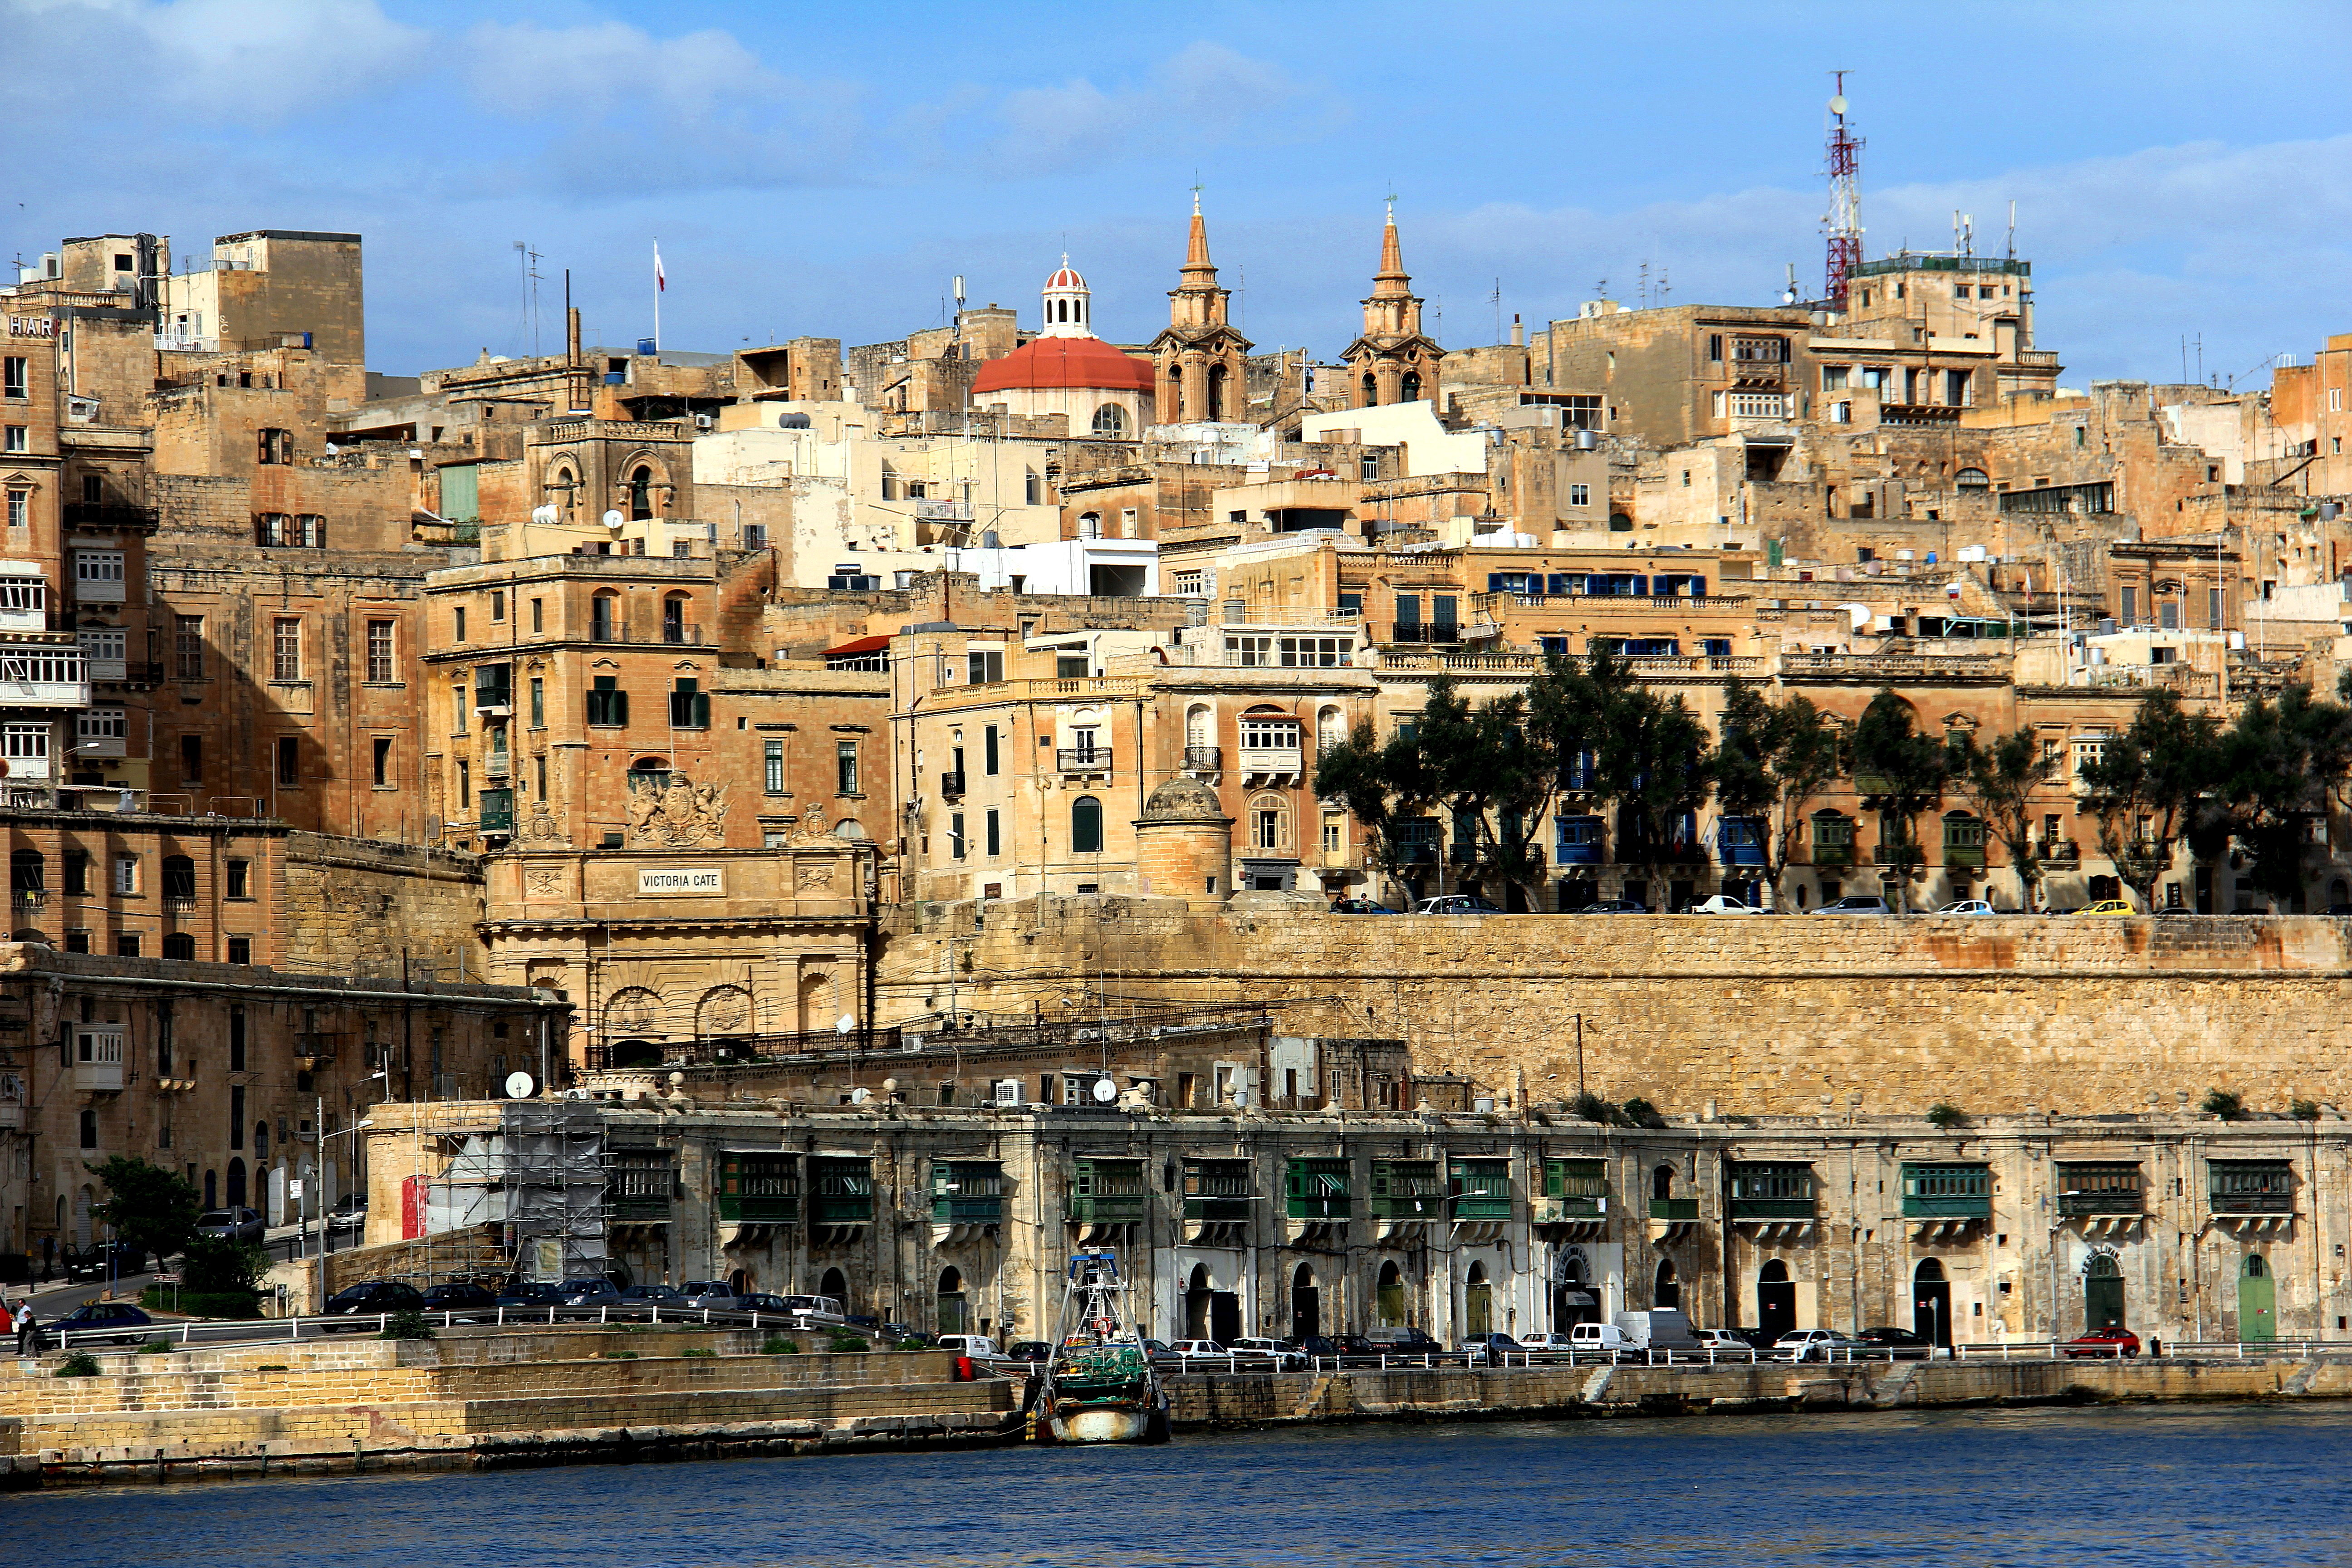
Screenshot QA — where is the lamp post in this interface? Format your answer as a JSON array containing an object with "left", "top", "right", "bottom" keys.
[{"left": 306, "top": 1069, "right": 388, "bottom": 1311}]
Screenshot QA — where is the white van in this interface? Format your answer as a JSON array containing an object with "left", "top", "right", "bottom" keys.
[
  {"left": 1612, "top": 1309, "right": 1705, "bottom": 1352},
  {"left": 1568, "top": 1321, "right": 1628, "bottom": 1356},
  {"left": 935, "top": 1333, "right": 1006, "bottom": 1364}
]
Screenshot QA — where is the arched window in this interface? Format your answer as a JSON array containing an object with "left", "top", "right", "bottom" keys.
[
  {"left": 162, "top": 932, "right": 195, "bottom": 960},
  {"left": 1247, "top": 792, "right": 1290, "bottom": 853},
  {"left": 1608, "top": 513, "right": 1634, "bottom": 533},
  {"left": 1955, "top": 466, "right": 1990, "bottom": 490},
  {"left": 1071, "top": 795, "right": 1103, "bottom": 855},
  {"left": 1400, "top": 370, "right": 1422, "bottom": 402},
  {"left": 2244, "top": 1254, "right": 2268, "bottom": 1279},
  {"left": 1654, "top": 1258, "right": 1680, "bottom": 1309},
  {"left": 1078, "top": 511, "right": 1101, "bottom": 539},
  {"left": 626, "top": 756, "right": 671, "bottom": 795},
  {"left": 1317, "top": 705, "right": 1347, "bottom": 751},
  {"left": 162, "top": 854, "right": 196, "bottom": 902},
  {"left": 662, "top": 593, "right": 690, "bottom": 644},
  {"left": 628, "top": 465, "right": 654, "bottom": 521},
  {"left": 1652, "top": 1164, "right": 1675, "bottom": 1201},
  {"left": 1167, "top": 369, "right": 1183, "bottom": 421},
  {"left": 1091, "top": 404, "right": 1127, "bottom": 437},
  {"left": 554, "top": 464, "right": 577, "bottom": 518},
  {"left": 1377, "top": 1259, "right": 1406, "bottom": 1327},
  {"left": 590, "top": 591, "right": 619, "bottom": 642},
  {"left": 1207, "top": 364, "right": 1227, "bottom": 421},
  {"left": 819, "top": 1266, "right": 849, "bottom": 1310},
  {"left": 1362, "top": 372, "right": 1377, "bottom": 404}
]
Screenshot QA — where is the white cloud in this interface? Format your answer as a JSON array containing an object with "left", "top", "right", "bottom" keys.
[
  {"left": 463, "top": 19, "right": 783, "bottom": 119},
  {"left": 986, "top": 42, "right": 1343, "bottom": 174},
  {"left": 2, "top": 0, "right": 429, "bottom": 124}
]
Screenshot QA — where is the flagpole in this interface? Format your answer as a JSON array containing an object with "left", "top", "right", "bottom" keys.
[{"left": 652, "top": 238, "right": 662, "bottom": 352}]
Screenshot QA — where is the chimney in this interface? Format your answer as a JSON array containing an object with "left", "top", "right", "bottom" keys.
[{"left": 1510, "top": 313, "right": 1524, "bottom": 347}]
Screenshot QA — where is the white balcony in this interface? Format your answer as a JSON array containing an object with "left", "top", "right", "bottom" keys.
[
  {"left": 1, "top": 752, "right": 50, "bottom": 780},
  {"left": 72, "top": 578, "right": 126, "bottom": 605},
  {"left": 1238, "top": 746, "right": 1305, "bottom": 780},
  {"left": 0, "top": 1102, "right": 23, "bottom": 1132},
  {"left": 83, "top": 657, "right": 126, "bottom": 681},
  {"left": 0, "top": 647, "right": 89, "bottom": 708},
  {"left": 74, "top": 1029, "right": 125, "bottom": 1092},
  {"left": 0, "top": 607, "right": 44, "bottom": 635},
  {"left": 74, "top": 1059, "right": 125, "bottom": 1093},
  {"left": 72, "top": 733, "right": 126, "bottom": 758}
]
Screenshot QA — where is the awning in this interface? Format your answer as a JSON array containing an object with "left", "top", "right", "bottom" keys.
[
  {"left": 1558, "top": 1289, "right": 1597, "bottom": 1306},
  {"left": 825, "top": 634, "right": 891, "bottom": 656}
]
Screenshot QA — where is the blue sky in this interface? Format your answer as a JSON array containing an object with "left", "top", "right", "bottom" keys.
[{"left": 6, "top": 0, "right": 2349, "bottom": 390}]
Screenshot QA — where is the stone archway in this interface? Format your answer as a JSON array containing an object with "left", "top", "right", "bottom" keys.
[{"left": 697, "top": 985, "right": 753, "bottom": 1041}]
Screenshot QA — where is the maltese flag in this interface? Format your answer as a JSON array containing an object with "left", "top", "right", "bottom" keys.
[{"left": 655, "top": 243, "right": 666, "bottom": 292}]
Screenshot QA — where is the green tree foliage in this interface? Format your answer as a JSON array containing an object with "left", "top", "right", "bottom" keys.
[
  {"left": 88, "top": 1156, "right": 201, "bottom": 1264},
  {"left": 181, "top": 1234, "right": 270, "bottom": 1297},
  {"left": 1951, "top": 726, "right": 2063, "bottom": 910},
  {"left": 2078, "top": 690, "right": 2220, "bottom": 910},
  {"left": 1708, "top": 677, "right": 1845, "bottom": 906},
  {"left": 1852, "top": 691, "right": 1950, "bottom": 911},
  {"left": 2203, "top": 683, "right": 2352, "bottom": 904}
]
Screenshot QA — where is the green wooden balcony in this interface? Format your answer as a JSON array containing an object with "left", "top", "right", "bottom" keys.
[
  {"left": 1287, "top": 1158, "right": 1354, "bottom": 1220},
  {"left": 809, "top": 1157, "right": 873, "bottom": 1224},
  {"left": 931, "top": 1161, "right": 1004, "bottom": 1225},
  {"left": 1182, "top": 1160, "right": 1254, "bottom": 1223},
  {"left": 1070, "top": 1158, "right": 1148, "bottom": 1224},
  {"left": 1729, "top": 1162, "right": 1815, "bottom": 1220},
  {"left": 1368, "top": 1160, "right": 1443, "bottom": 1219},
  {"left": 1901, "top": 1163, "right": 1990, "bottom": 1219},
  {"left": 716, "top": 1152, "right": 800, "bottom": 1225},
  {"left": 1648, "top": 1197, "right": 1699, "bottom": 1221},
  {"left": 1450, "top": 1159, "right": 1512, "bottom": 1221},
  {"left": 2209, "top": 1162, "right": 2294, "bottom": 1214},
  {"left": 2056, "top": 1164, "right": 2141, "bottom": 1217}
]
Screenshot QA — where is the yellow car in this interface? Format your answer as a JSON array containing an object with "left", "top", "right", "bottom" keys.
[{"left": 2072, "top": 899, "right": 2135, "bottom": 916}]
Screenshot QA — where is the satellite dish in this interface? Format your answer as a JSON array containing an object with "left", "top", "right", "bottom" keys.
[
  {"left": 849, "top": 1086, "right": 872, "bottom": 1104},
  {"left": 835, "top": 1014, "right": 857, "bottom": 1034},
  {"left": 505, "top": 1070, "right": 534, "bottom": 1099},
  {"left": 603, "top": 509, "right": 625, "bottom": 529},
  {"left": 1828, "top": 94, "right": 1848, "bottom": 116},
  {"left": 1091, "top": 1078, "right": 1117, "bottom": 1104}
]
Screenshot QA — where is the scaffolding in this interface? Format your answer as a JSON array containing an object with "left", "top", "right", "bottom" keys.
[{"left": 423, "top": 1100, "right": 609, "bottom": 1282}]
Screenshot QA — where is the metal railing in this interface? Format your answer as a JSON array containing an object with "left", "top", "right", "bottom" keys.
[
  {"left": 1056, "top": 748, "right": 1112, "bottom": 773},
  {"left": 1182, "top": 745, "right": 1221, "bottom": 771},
  {"left": 44, "top": 1301, "right": 880, "bottom": 1352}
]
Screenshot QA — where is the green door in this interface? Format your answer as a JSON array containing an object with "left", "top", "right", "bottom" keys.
[
  {"left": 2238, "top": 1254, "right": 2276, "bottom": 1343},
  {"left": 2083, "top": 1253, "right": 2124, "bottom": 1330}
]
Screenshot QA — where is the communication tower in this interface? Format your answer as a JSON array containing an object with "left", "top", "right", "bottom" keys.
[{"left": 1822, "top": 72, "right": 1864, "bottom": 306}]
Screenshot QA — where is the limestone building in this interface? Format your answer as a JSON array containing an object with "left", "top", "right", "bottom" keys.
[
  {"left": 1342, "top": 207, "right": 1444, "bottom": 410},
  {"left": 1148, "top": 198, "right": 1251, "bottom": 425},
  {"left": 968, "top": 262, "right": 1156, "bottom": 441}
]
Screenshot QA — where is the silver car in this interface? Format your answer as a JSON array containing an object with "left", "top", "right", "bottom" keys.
[{"left": 195, "top": 1207, "right": 265, "bottom": 1245}]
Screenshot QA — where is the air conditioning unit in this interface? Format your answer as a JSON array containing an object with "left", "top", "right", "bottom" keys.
[
  {"left": 991, "top": 1078, "right": 1022, "bottom": 1106},
  {"left": 693, "top": 414, "right": 714, "bottom": 430}
]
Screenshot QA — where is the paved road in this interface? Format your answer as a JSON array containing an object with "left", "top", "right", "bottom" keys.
[{"left": 8, "top": 1215, "right": 357, "bottom": 1320}]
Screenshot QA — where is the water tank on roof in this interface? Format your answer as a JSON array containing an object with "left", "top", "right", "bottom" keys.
[
  {"left": 636, "top": 338, "right": 657, "bottom": 356},
  {"left": 776, "top": 412, "right": 810, "bottom": 429},
  {"left": 1574, "top": 428, "right": 1599, "bottom": 451}
]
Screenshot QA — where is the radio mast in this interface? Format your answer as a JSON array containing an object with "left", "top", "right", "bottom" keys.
[{"left": 1822, "top": 71, "right": 1864, "bottom": 306}]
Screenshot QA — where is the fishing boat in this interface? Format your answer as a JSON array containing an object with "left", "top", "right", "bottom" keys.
[{"left": 1035, "top": 1249, "right": 1169, "bottom": 1444}]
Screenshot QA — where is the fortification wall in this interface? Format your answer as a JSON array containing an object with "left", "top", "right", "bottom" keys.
[
  {"left": 281, "top": 832, "right": 485, "bottom": 983},
  {"left": 873, "top": 902, "right": 2352, "bottom": 1116}
]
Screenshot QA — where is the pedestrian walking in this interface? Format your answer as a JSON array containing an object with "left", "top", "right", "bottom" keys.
[{"left": 12, "top": 1298, "right": 39, "bottom": 1358}]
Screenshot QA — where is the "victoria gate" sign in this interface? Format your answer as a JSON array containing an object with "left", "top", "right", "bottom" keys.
[{"left": 637, "top": 867, "right": 725, "bottom": 896}]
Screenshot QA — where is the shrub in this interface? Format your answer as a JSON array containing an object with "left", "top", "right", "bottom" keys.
[
  {"left": 2202, "top": 1088, "right": 2245, "bottom": 1121},
  {"left": 378, "top": 1311, "right": 436, "bottom": 1342},
  {"left": 137, "top": 1339, "right": 173, "bottom": 1355},
  {"left": 681, "top": 1348, "right": 717, "bottom": 1360},
  {"left": 140, "top": 1287, "right": 260, "bottom": 1319},
  {"left": 761, "top": 1336, "right": 800, "bottom": 1356},
  {"left": 255, "top": 1364, "right": 288, "bottom": 1372},
  {"left": 1621, "top": 1097, "right": 1665, "bottom": 1129},
  {"left": 827, "top": 1332, "right": 870, "bottom": 1353},
  {"left": 2290, "top": 1097, "right": 2321, "bottom": 1122},
  {"left": 1925, "top": 1102, "right": 1966, "bottom": 1129},
  {"left": 181, "top": 1235, "right": 270, "bottom": 1296},
  {"left": 55, "top": 1352, "right": 101, "bottom": 1378},
  {"left": 1569, "top": 1091, "right": 1622, "bottom": 1125},
  {"left": 602, "top": 1350, "right": 639, "bottom": 1360}
]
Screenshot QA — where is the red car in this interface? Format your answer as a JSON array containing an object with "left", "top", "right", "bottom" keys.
[{"left": 2064, "top": 1326, "right": 2141, "bottom": 1358}]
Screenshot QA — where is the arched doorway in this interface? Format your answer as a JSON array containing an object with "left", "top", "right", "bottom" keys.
[
  {"left": 1184, "top": 1263, "right": 1214, "bottom": 1339},
  {"left": 2083, "top": 1252, "right": 2124, "bottom": 1331},
  {"left": 728, "top": 1267, "right": 749, "bottom": 1296},
  {"left": 936, "top": 1265, "right": 967, "bottom": 1336},
  {"left": 819, "top": 1266, "right": 849, "bottom": 1311},
  {"left": 1654, "top": 1258, "right": 1681, "bottom": 1309},
  {"left": 1554, "top": 1252, "right": 1599, "bottom": 1330},
  {"left": 1757, "top": 1259, "right": 1796, "bottom": 1339},
  {"left": 2239, "top": 1254, "right": 2275, "bottom": 1343},
  {"left": 1464, "top": 1261, "right": 1493, "bottom": 1338},
  {"left": 1290, "top": 1263, "right": 1320, "bottom": 1340},
  {"left": 1913, "top": 1258, "right": 1951, "bottom": 1348},
  {"left": 1376, "top": 1260, "right": 1406, "bottom": 1327},
  {"left": 1652, "top": 1164, "right": 1676, "bottom": 1202},
  {"left": 226, "top": 1158, "right": 247, "bottom": 1209}
]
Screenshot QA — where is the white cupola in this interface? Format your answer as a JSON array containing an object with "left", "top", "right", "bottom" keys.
[{"left": 1040, "top": 255, "right": 1090, "bottom": 338}]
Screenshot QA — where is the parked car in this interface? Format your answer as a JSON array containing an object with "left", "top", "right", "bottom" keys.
[
  {"left": 1814, "top": 896, "right": 1891, "bottom": 915},
  {"left": 1935, "top": 899, "right": 1998, "bottom": 916},
  {"left": 1165, "top": 1339, "right": 1231, "bottom": 1363},
  {"left": 778, "top": 1293, "right": 847, "bottom": 1325},
  {"left": 1460, "top": 1332, "right": 1526, "bottom": 1365},
  {"left": 2076, "top": 899, "right": 2135, "bottom": 916},
  {"left": 321, "top": 1280, "right": 426, "bottom": 1320},
  {"left": 618, "top": 1284, "right": 686, "bottom": 1314},
  {"left": 2064, "top": 1325, "right": 2141, "bottom": 1358},
  {"left": 420, "top": 1282, "right": 500, "bottom": 1318},
  {"left": 1139, "top": 1338, "right": 1173, "bottom": 1359},
  {"left": 1514, "top": 1331, "right": 1578, "bottom": 1353},
  {"left": 1856, "top": 1325, "right": 1936, "bottom": 1358},
  {"left": 1330, "top": 1333, "right": 1379, "bottom": 1357},
  {"left": 1006, "top": 1340, "right": 1054, "bottom": 1363},
  {"left": 61, "top": 1241, "right": 146, "bottom": 1282},
  {"left": 1328, "top": 898, "right": 1396, "bottom": 915},
  {"left": 935, "top": 1333, "right": 1007, "bottom": 1365},
  {"left": 1577, "top": 898, "right": 1651, "bottom": 914},
  {"left": 559, "top": 1277, "right": 622, "bottom": 1307},
  {"left": 1695, "top": 1328, "right": 1757, "bottom": 1355},
  {"left": 734, "top": 1292, "right": 796, "bottom": 1315},
  {"left": 1687, "top": 895, "right": 1761, "bottom": 915},
  {"left": 1278, "top": 1334, "right": 1341, "bottom": 1359},
  {"left": 195, "top": 1207, "right": 265, "bottom": 1246},
  {"left": 53, "top": 1300, "right": 154, "bottom": 1344},
  {"left": 1362, "top": 1326, "right": 1443, "bottom": 1354},
  {"left": 676, "top": 1280, "right": 740, "bottom": 1310},
  {"left": 1774, "top": 1328, "right": 1866, "bottom": 1362},
  {"left": 1228, "top": 1336, "right": 1308, "bottom": 1370},
  {"left": 327, "top": 1196, "right": 368, "bottom": 1234},
  {"left": 1413, "top": 894, "right": 1501, "bottom": 916},
  {"left": 2322, "top": 904, "right": 2352, "bottom": 916},
  {"left": 493, "top": 1282, "right": 565, "bottom": 1309},
  {"left": 1722, "top": 1326, "right": 1781, "bottom": 1352},
  {"left": 1568, "top": 1321, "right": 1628, "bottom": 1357}
]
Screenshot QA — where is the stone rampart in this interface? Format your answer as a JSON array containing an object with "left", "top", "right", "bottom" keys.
[
  {"left": 282, "top": 832, "right": 487, "bottom": 985},
  {"left": 876, "top": 903, "right": 2352, "bottom": 1115}
]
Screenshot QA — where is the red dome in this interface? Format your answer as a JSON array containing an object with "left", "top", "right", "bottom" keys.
[
  {"left": 970, "top": 334, "right": 1155, "bottom": 396},
  {"left": 1045, "top": 266, "right": 1086, "bottom": 289}
]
